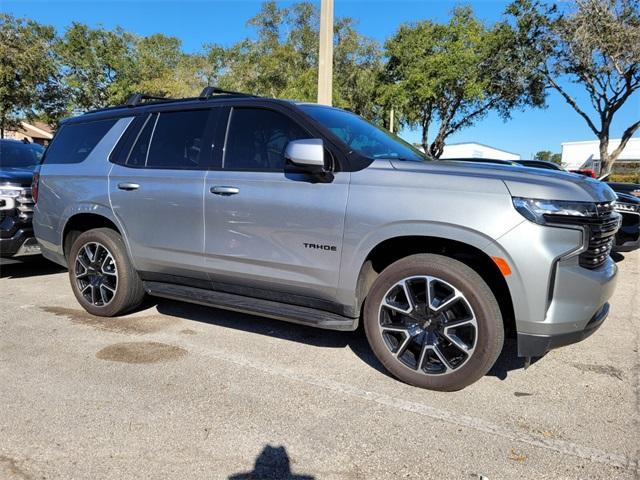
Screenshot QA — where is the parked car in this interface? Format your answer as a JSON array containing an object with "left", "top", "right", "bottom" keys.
[
  {"left": 515, "top": 159, "right": 563, "bottom": 171},
  {"left": 612, "top": 192, "right": 640, "bottom": 252},
  {"left": 0, "top": 139, "right": 42, "bottom": 258},
  {"left": 605, "top": 181, "right": 640, "bottom": 198},
  {"left": 34, "top": 88, "right": 620, "bottom": 391}
]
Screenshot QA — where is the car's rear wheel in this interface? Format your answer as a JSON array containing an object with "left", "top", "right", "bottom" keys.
[
  {"left": 364, "top": 254, "right": 504, "bottom": 391},
  {"left": 68, "top": 228, "right": 145, "bottom": 317}
]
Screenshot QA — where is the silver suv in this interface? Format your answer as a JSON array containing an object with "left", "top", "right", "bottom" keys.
[{"left": 34, "top": 88, "right": 620, "bottom": 391}]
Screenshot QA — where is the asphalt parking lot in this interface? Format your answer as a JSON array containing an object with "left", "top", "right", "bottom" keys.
[{"left": 1, "top": 252, "right": 638, "bottom": 480}]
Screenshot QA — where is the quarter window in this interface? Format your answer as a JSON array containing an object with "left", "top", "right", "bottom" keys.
[
  {"left": 224, "top": 108, "right": 308, "bottom": 171},
  {"left": 44, "top": 119, "right": 116, "bottom": 164}
]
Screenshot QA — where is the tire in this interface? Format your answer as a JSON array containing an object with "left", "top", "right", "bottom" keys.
[
  {"left": 363, "top": 254, "right": 504, "bottom": 391},
  {"left": 68, "top": 228, "right": 145, "bottom": 317}
]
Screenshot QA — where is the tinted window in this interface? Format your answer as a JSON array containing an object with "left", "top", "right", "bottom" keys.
[
  {"left": 300, "top": 105, "right": 424, "bottom": 162},
  {"left": 44, "top": 119, "right": 116, "bottom": 164},
  {"left": 146, "top": 110, "right": 211, "bottom": 169},
  {"left": 0, "top": 141, "right": 44, "bottom": 167},
  {"left": 109, "top": 115, "right": 148, "bottom": 165},
  {"left": 127, "top": 114, "right": 157, "bottom": 167},
  {"left": 224, "top": 108, "right": 308, "bottom": 171}
]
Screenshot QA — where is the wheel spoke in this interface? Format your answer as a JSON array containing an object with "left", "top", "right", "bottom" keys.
[
  {"left": 382, "top": 299, "right": 412, "bottom": 315},
  {"left": 443, "top": 331, "right": 471, "bottom": 353},
  {"left": 395, "top": 333, "right": 412, "bottom": 358},
  {"left": 431, "top": 289, "right": 463, "bottom": 312},
  {"left": 444, "top": 317, "right": 475, "bottom": 329},
  {"left": 101, "top": 254, "right": 116, "bottom": 276},
  {"left": 83, "top": 244, "right": 95, "bottom": 263},
  {"left": 416, "top": 340, "right": 429, "bottom": 371},
  {"left": 431, "top": 344, "right": 453, "bottom": 373},
  {"left": 401, "top": 280, "right": 416, "bottom": 311}
]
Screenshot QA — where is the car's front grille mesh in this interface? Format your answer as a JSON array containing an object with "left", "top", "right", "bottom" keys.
[
  {"left": 579, "top": 202, "right": 620, "bottom": 269},
  {"left": 16, "top": 188, "right": 34, "bottom": 221}
]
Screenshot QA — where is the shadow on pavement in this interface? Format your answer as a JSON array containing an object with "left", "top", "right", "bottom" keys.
[
  {"left": 228, "top": 445, "right": 314, "bottom": 480},
  {"left": 156, "top": 298, "right": 527, "bottom": 382},
  {"left": 611, "top": 252, "right": 625, "bottom": 263},
  {"left": 156, "top": 299, "right": 390, "bottom": 377},
  {"left": 0, "top": 256, "right": 66, "bottom": 279},
  {"left": 487, "top": 338, "right": 541, "bottom": 380}
]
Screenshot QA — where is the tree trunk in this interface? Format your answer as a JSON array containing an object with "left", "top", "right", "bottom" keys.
[
  {"left": 430, "top": 139, "right": 445, "bottom": 159},
  {"left": 421, "top": 116, "right": 430, "bottom": 157},
  {"left": 598, "top": 137, "right": 613, "bottom": 177}
]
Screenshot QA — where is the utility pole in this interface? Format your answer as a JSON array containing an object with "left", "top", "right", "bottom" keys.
[
  {"left": 389, "top": 108, "right": 395, "bottom": 133},
  {"left": 317, "top": 0, "right": 334, "bottom": 105}
]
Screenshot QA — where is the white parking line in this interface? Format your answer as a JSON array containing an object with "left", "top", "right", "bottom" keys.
[{"left": 164, "top": 334, "right": 639, "bottom": 473}]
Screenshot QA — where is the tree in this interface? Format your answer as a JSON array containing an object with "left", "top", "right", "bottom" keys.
[
  {"left": 210, "top": 1, "right": 383, "bottom": 119},
  {"left": 55, "top": 23, "right": 137, "bottom": 112},
  {"left": 0, "top": 15, "right": 59, "bottom": 136},
  {"left": 508, "top": 0, "right": 640, "bottom": 175},
  {"left": 533, "top": 150, "right": 562, "bottom": 164},
  {"left": 382, "top": 7, "right": 545, "bottom": 158},
  {"left": 133, "top": 34, "right": 206, "bottom": 97}
]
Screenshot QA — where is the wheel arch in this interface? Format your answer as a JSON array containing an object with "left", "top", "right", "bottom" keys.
[
  {"left": 62, "top": 213, "right": 122, "bottom": 261},
  {"left": 353, "top": 235, "right": 516, "bottom": 337}
]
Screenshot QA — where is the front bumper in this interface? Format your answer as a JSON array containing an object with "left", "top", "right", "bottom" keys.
[
  {"left": 517, "top": 302, "right": 609, "bottom": 357},
  {"left": 486, "top": 220, "right": 618, "bottom": 358},
  {"left": 0, "top": 227, "right": 40, "bottom": 257}
]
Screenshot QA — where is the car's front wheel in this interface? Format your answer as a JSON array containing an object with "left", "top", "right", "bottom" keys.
[
  {"left": 68, "top": 228, "right": 145, "bottom": 317},
  {"left": 364, "top": 254, "right": 504, "bottom": 391}
]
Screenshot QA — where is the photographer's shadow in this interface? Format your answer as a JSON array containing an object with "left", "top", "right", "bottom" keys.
[{"left": 228, "top": 445, "right": 314, "bottom": 480}]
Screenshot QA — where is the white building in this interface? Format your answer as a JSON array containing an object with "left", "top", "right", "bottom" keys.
[
  {"left": 561, "top": 137, "right": 640, "bottom": 173},
  {"left": 440, "top": 142, "right": 520, "bottom": 161}
]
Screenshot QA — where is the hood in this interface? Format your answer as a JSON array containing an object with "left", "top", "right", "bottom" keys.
[
  {"left": 616, "top": 191, "right": 640, "bottom": 205},
  {"left": 0, "top": 165, "right": 37, "bottom": 187},
  {"left": 389, "top": 159, "right": 617, "bottom": 203}
]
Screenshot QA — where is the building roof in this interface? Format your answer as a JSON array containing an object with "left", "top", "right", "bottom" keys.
[{"left": 19, "top": 121, "right": 53, "bottom": 139}]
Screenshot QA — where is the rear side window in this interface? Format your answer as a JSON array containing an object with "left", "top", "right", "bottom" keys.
[
  {"left": 44, "top": 119, "right": 116, "bottom": 164},
  {"left": 146, "top": 110, "right": 211, "bottom": 169},
  {"left": 109, "top": 115, "right": 148, "bottom": 165},
  {"left": 127, "top": 114, "right": 157, "bottom": 167},
  {"left": 224, "top": 108, "right": 308, "bottom": 171}
]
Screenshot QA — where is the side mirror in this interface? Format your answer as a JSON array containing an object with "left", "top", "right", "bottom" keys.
[{"left": 285, "top": 139, "right": 327, "bottom": 173}]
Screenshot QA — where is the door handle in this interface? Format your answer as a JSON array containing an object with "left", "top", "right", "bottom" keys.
[
  {"left": 210, "top": 186, "right": 240, "bottom": 196},
  {"left": 117, "top": 182, "right": 140, "bottom": 191}
]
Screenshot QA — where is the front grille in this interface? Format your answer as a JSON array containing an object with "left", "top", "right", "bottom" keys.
[
  {"left": 16, "top": 188, "right": 34, "bottom": 221},
  {"left": 579, "top": 202, "right": 620, "bottom": 269}
]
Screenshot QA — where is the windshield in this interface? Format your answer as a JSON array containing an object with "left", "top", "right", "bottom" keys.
[
  {"left": 0, "top": 141, "right": 44, "bottom": 167},
  {"left": 300, "top": 105, "right": 426, "bottom": 162}
]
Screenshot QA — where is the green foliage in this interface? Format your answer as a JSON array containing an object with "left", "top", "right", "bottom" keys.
[
  {"left": 211, "top": 1, "right": 383, "bottom": 119},
  {"left": 609, "top": 173, "right": 640, "bottom": 183},
  {"left": 0, "top": 14, "right": 59, "bottom": 135},
  {"left": 533, "top": 150, "right": 562, "bottom": 164},
  {"left": 381, "top": 7, "right": 545, "bottom": 157},
  {"left": 507, "top": 0, "right": 640, "bottom": 174}
]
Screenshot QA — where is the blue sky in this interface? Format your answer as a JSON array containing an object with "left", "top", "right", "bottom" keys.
[{"left": 4, "top": 0, "right": 639, "bottom": 158}]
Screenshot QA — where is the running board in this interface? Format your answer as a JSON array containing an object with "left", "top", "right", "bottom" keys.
[{"left": 143, "top": 281, "right": 358, "bottom": 331}]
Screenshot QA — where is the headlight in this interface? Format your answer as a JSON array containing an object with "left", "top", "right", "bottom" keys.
[
  {"left": 0, "top": 187, "right": 22, "bottom": 197},
  {"left": 512, "top": 197, "right": 598, "bottom": 225},
  {"left": 614, "top": 202, "right": 639, "bottom": 214}
]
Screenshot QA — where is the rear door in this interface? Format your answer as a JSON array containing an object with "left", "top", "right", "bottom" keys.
[
  {"left": 203, "top": 105, "right": 350, "bottom": 303},
  {"left": 109, "top": 108, "right": 220, "bottom": 282}
]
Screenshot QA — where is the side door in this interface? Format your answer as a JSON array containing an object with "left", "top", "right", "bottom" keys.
[
  {"left": 109, "top": 108, "right": 219, "bottom": 282},
  {"left": 203, "top": 106, "right": 350, "bottom": 304}
]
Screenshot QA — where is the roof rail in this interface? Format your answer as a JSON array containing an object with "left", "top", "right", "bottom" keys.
[
  {"left": 124, "top": 93, "right": 174, "bottom": 107},
  {"left": 198, "top": 86, "right": 254, "bottom": 99}
]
